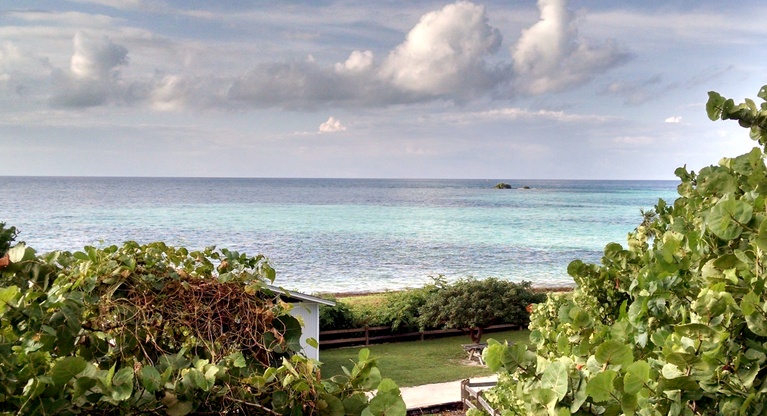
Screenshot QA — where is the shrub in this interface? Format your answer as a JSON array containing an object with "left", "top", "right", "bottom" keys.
[
  {"left": 0, "top": 236, "right": 404, "bottom": 415},
  {"left": 379, "top": 276, "right": 446, "bottom": 331},
  {"left": 481, "top": 85, "right": 767, "bottom": 415},
  {"left": 319, "top": 296, "right": 359, "bottom": 330},
  {"left": 0, "top": 222, "right": 18, "bottom": 257},
  {"left": 418, "top": 277, "right": 545, "bottom": 343}
]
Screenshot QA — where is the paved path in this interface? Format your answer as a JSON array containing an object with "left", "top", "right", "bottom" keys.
[{"left": 399, "top": 376, "right": 497, "bottom": 409}]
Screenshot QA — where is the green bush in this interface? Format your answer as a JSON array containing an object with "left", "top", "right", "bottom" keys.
[
  {"left": 0, "top": 222, "right": 18, "bottom": 257},
  {"left": 418, "top": 277, "right": 545, "bottom": 343},
  {"left": 0, "top": 236, "right": 404, "bottom": 415},
  {"left": 319, "top": 296, "right": 359, "bottom": 330},
  {"left": 481, "top": 85, "right": 767, "bottom": 415},
  {"left": 379, "top": 277, "right": 445, "bottom": 331}
]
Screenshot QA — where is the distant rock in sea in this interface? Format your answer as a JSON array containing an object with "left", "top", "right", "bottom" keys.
[{"left": 494, "top": 182, "right": 512, "bottom": 189}]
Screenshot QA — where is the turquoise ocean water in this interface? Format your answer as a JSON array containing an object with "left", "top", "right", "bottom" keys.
[{"left": 0, "top": 177, "right": 678, "bottom": 294}]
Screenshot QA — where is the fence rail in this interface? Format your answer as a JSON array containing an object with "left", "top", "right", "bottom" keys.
[
  {"left": 460, "top": 379, "right": 499, "bottom": 416},
  {"left": 319, "top": 324, "right": 520, "bottom": 348}
]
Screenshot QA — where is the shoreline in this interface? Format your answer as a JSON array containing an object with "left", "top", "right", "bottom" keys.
[{"left": 323, "top": 284, "right": 575, "bottom": 298}]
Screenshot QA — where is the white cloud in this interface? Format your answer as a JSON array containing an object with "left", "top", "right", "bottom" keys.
[
  {"left": 512, "top": 0, "right": 630, "bottom": 94},
  {"left": 319, "top": 116, "right": 346, "bottom": 133},
  {"left": 378, "top": 1, "right": 505, "bottom": 98},
  {"left": 12, "top": 0, "right": 630, "bottom": 111},
  {"left": 665, "top": 116, "right": 682, "bottom": 123},
  {"left": 334, "top": 50, "right": 374, "bottom": 74},
  {"left": 50, "top": 32, "right": 129, "bottom": 107},
  {"left": 150, "top": 75, "right": 187, "bottom": 111},
  {"left": 69, "top": 31, "right": 128, "bottom": 79}
]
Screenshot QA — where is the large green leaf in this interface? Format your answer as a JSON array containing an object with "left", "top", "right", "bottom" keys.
[
  {"left": 362, "top": 379, "right": 405, "bottom": 416},
  {"left": 745, "top": 311, "right": 767, "bottom": 336},
  {"left": 707, "top": 91, "right": 725, "bottom": 120},
  {"left": 530, "top": 388, "right": 558, "bottom": 410},
  {"left": 624, "top": 360, "right": 650, "bottom": 395},
  {"left": 138, "top": 365, "right": 162, "bottom": 393},
  {"left": 50, "top": 356, "right": 87, "bottom": 388},
  {"left": 0, "top": 285, "right": 19, "bottom": 315},
  {"left": 541, "top": 362, "right": 569, "bottom": 401},
  {"left": 756, "top": 219, "right": 767, "bottom": 252},
  {"left": 586, "top": 370, "right": 617, "bottom": 403},
  {"left": 111, "top": 367, "right": 134, "bottom": 401},
  {"left": 595, "top": 340, "right": 633, "bottom": 368},
  {"left": 707, "top": 197, "right": 753, "bottom": 240}
]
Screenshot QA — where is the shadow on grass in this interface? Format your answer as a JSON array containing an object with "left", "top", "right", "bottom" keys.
[{"left": 318, "top": 329, "right": 530, "bottom": 387}]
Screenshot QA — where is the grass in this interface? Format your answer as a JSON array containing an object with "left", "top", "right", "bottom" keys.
[
  {"left": 333, "top": 292, "right": 391, "bottom": 308},
  {"left": 318, "top": 329, "right": 530, "bottom": 387}
]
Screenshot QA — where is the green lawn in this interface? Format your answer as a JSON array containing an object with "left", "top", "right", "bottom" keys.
[{"left": 318, "top": 329, "right": 530, "bottom": 387}]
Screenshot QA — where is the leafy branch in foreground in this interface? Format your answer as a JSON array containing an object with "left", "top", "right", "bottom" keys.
[
  {"left": 478, "top": 85, "right": 767, "bottom": 415},
  {"left": 0, "top": 236, "right": 405, "bottom": 415}
]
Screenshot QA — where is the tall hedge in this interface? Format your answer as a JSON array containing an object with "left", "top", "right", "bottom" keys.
[{"left": 479, "top": 86, "right": 767, "bottom": 415}]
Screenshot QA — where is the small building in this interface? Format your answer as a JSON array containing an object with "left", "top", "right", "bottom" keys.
[{"left": 266, "top": 285, "right": 335, "bottom": 360}]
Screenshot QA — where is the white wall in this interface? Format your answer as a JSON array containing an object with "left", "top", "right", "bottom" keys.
[{"left": 288, "top": 301, "right": 321, "bottom": 360}]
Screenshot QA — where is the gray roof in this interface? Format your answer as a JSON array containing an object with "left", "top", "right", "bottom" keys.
[{"left": 266, "top": 285, "right": 336, "bottom": 306}]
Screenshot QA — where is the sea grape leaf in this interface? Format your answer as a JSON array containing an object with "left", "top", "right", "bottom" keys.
[
  {"left": 624, "top": 360, "right": 650, "bottom": 395},
  {"left": 540, "top": 361, "right": 568, "bottom": 401},
  {"left": 363, "top": 379, "right": 405, "bottom": 416},
  {"left": 570, "top": 375, "right": 588, "bottom": 413},
  {"left": 530, "top": 388, "right": 558, "bottom": 409},
  {"left": 707, "top": 91, "right": 725, "bottom": 120},
  {"left": 482, "top": 341, "right": 505, "bottom": 371},
  {"left": 111, "top": 367, "right": 134, "bottom": 401},
  {"left": 8, "top": 243, "right": 28, "bottom": 263},
  {"left": 746, "top": 311, "right": 767, "bottom": 336},
  {"left": 595, "top": 340, "right": 633, "bottom": 368},
  {"left": 658, "top": 375, "right": 699, "bottom": 392},
  {"left": 50, "top": 356, "right": 87, "bottom": 388},
  {"left": 342, "top": 393, "right": 369, "bottom": 415},
  {"left": 569, "top": 306, "right": 592, "bottom": 329},
  {"left": 139, "top": 365, "right": 162, "bottom": 393},
  {"left": 166, "top": 400, "right": 193, "bottom": 416},
  {"left": 0, "top": 285, "right": 20, "bottom": 315},
  {"left": 707, "top": 197, "right": 753, "bottom": 240},
  {"left": 757, "top": 219, "right": 767, "bottom": 252},
  {"left": 587, "top": 370, "right": 617, "bottom": 403},
  {"left": 321, "top": 393, "right": 346, "bottom": 416},
  {"left": 621, "top": 392, "right": 638, "bottom": 415}
]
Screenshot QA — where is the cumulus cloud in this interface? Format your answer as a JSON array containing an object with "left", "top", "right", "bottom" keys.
[
  {"left": 319, "top": 116, "right": 346, "bottom": 133},
  {"left": 50, "top": 32, "right": 129, "bottom": 107},
  {"left": 378, "top": 1, "right": 505, "bottom": 98},
  {"left": 665, "top": 116, "right": 682, "bottom": 123},
  {"left": 512, "top": 0, "right": 630, "bottom": 94},
  {"left": 334, "top": 50, "right": 374, "bottom": 74},
  {"left": 33, "top": 0, "right": 628, "bottom": 111}
]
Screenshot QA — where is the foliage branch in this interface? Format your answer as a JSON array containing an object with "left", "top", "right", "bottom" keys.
[
  {"left": 477, "top": 85, "right": 767, "bottom": 415},
  {"left": 0, "top": 229, "right": 405, "bottom": 415}
]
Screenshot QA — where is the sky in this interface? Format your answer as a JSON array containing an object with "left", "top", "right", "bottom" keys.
[{"left": 2, "top": 0, "right": 767, "bottom": 179}]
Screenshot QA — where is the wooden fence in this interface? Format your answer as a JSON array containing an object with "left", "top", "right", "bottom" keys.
[
  {"left": 319, "top": 323, "right": 520, "bottom": 348},
  {"left": 460, "top": 379, "right": 499, "bottom": 415}
]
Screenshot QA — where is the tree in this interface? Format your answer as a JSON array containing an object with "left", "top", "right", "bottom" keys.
[
  {"left": 478, "top": 85, "right": 767, "bottom": 415},
  {"left": 418, "top": 277, "right": 544, "bottom": 344}
]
